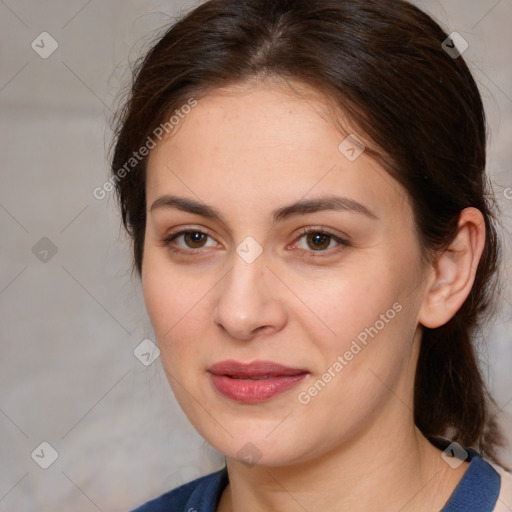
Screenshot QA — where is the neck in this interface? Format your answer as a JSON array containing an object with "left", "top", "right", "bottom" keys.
[{"left": 218, "top": 408, "right": 469, "bottom": 512}]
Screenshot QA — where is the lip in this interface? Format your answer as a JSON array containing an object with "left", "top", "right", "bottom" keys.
[
  {"left": 208, "top": 360, "right": 309, "bottom": 403},
  {"left": 208, "top": 359, "right": 309, "bottom": 378}
]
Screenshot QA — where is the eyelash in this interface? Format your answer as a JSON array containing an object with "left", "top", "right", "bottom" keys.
[{"left": 159, "top": 227, "right": 350, "bottom": 258}]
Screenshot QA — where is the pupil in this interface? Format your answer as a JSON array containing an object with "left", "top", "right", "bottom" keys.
[
  {"left": 186, "top": 232, "right": 205, "bottom": 247},
  {"left": 308, "top": 233, "right": 329, "bottom": 250}
]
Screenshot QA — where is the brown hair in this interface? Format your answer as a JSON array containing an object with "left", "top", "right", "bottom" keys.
[{"left": 109, "top": 0, "right": 508, "bottom": 467}]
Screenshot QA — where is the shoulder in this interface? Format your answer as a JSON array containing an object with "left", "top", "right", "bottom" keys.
[
  {"left": 130, "top": 466, "right": 228, "bottom": 512},
  {"left": 489, "top": 462, "right": 512, "bottom": 512}
]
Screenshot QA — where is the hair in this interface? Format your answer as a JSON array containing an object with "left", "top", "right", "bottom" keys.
[{"left": 109, "top": 0, "right": 508, "bottom": 467}]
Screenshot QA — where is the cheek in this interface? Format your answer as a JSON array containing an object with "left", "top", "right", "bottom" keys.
[
  {"left": 141, "top": 249, "right": 212, "bottom": 366},
  {"left": 141, "top": 257, "right": 213, "bottom": 422},
  {"left": 290, "top": 266, "right": 397, "bottom": 350},
  {"left": 289, "top": 258, "right": 417, "bottom": 405},
  {"left": 141, "top": 247, "right": 182, "bottom": 347}
]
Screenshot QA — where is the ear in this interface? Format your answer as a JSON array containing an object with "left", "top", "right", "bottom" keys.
[{"left": 418, "top": 207, "right": 486, "bottom": 329}]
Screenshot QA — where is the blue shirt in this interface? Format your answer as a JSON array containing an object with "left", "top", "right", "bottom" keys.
[{"left": 131, "top": 445, "right": 501, "bottom": 512}]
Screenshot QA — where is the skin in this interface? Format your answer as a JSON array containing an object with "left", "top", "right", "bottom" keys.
[{"left": 141, "top": 78, "right": 485, "bottom": 512}]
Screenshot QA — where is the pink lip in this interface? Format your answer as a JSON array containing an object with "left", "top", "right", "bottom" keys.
[{"left": 208, "top": 360, "right": 309, "bottom": 403}]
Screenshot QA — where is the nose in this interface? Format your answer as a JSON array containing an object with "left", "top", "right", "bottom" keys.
[{"left": 212, "top": 251, "right": 288, "bottom": 341}]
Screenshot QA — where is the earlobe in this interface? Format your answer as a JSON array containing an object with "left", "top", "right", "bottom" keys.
[{"left": 418, "top": 207, "right": 486, "bottom": 329}]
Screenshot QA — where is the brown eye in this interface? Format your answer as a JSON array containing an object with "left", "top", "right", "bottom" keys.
[
  {"left": 160, "top": 229, "right": 217, "bottom": 253},
  {"left": 182, "top": 231, "right": 208, "bottom": 248},
  {"left": 293, "top": 228, "right": 350, "bottom": 257},
  {"left": 305, "top": 232, "right": 332, "bottom": 251}
]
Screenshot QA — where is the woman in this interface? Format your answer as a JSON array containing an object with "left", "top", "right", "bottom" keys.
[{"left": 109, "top": 0, "right": 512, "bottom": 510}]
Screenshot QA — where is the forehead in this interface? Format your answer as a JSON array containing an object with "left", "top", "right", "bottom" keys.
[
  {"left": 145, "top": 80, "right": 410, "bottom": 223},
  {"left": 153, "top": 80, "right": 344, "bottom": 158}
]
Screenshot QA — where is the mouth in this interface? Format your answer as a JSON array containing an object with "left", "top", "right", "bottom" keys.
[
  {"left": 207, "top": 360, "right": 309, "bottom": 402},
  {"left": 208, "top": 359, "right": 309, "bottom": 379},
  {"left": 227, "top": 375, "right": 282, "bottom": 380}
]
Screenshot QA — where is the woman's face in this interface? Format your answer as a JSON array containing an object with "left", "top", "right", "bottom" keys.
[{"left": 142, "top": 80, "right": 429, "bottom": 467}]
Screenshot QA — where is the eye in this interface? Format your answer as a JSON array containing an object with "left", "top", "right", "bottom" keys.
[
  {"left": 159, "top": 229, "right": 217, "bottom": 253},
  {"left": 159, "top": 227, "right": 350, "bottom": 257},
  {"left": 291, "top": 228, "right": 350, "bottom": 256}
]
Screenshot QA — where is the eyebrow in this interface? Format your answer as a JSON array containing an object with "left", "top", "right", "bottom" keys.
[{"left": 149, "top": 194, "right": 378, "bottom": 224}]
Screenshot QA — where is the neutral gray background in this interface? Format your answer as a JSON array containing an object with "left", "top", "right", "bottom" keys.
[{"left": 0, "top": 1, "right": 511, "bottom": 511}]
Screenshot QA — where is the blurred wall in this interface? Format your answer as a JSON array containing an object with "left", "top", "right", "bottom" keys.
[{"left": 1, "top": 1, "right": 511, "bottom": 510}]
